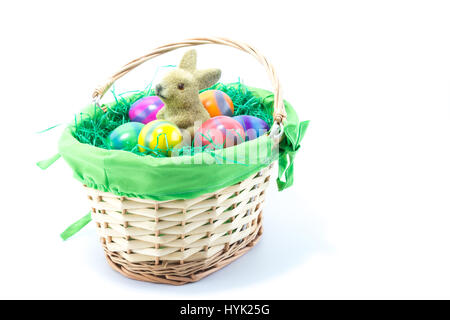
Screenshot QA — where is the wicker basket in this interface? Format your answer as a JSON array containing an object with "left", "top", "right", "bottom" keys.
[{"left": 88, "top": 37, "right": 287, "bottom": 285}]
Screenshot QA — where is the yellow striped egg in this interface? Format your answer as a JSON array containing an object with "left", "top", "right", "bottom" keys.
[{"left": 138, "top": 120, "right": 183, "bottom": 155}]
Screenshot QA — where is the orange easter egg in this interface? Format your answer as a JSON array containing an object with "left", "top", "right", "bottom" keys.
[{"left": 199, "top": 90, "right": 234, "bottom": 117}]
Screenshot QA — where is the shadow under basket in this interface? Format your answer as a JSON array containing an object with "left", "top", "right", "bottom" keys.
[{"left": 87, "top": 164, "right": 273, "bottom": 285}]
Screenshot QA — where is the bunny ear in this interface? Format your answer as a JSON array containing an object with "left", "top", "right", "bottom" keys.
[
  {"left": 195, "top": 68, "right": 222, "bottom": 90},
  {"left": 179, "top": 49, "right": 197, "bottom": 72}
]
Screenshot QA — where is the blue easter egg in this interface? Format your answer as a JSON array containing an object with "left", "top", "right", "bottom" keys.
[{"left": 107, "top": 122, "right": 144, "bottom": 151}]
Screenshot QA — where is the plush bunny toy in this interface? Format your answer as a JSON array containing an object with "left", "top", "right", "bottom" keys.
[{"left": 155, "top": 49, "right": 221, "bottom": 138}]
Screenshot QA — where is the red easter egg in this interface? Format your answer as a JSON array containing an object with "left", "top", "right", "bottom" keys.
[{"left": 194, "top": 116, "right": 245, "bottom": 149}]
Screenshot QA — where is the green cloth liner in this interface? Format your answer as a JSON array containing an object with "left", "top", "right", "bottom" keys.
[
  {"left": 36, "top": 153, "right": 61, "bottom": 170},
  {"left": 60, "top": 212, "right": 92, "bottom": 240},
  {"left": 52, "top": 85, "right": 308, "bottom": 238},
  {"left": 277, "top": 120, "right": 310, "bottom": 190},
  {"left": 57, "top": 85, "right": 308, "bottom": 201}
]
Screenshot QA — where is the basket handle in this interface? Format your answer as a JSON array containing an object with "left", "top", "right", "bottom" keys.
[{"left": 92, "top": 37, "right": 287, "bottom": 125}]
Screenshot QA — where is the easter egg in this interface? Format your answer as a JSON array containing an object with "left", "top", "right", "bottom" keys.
[
  {"left": 138, "top": 120, "right": 183, "bottom": 155},
  {"left": 233, "top": 115, "right": 269, "bottom": 141},
  {"left": 194, "top": 116, "right": 245, "bottom": 149},
  {"left": 107, "top": 122, "right": 144, "bottom": 151},
  {"left": 199, "top": 90, "right": 234, "bottom": 117},
  {"left": 129, "top": 96, "right": 164, "bottom": 124}
]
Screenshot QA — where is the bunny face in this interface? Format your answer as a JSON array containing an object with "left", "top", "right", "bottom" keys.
[{"left": 155, "top": 69, "right": 198, "bottom": 108}]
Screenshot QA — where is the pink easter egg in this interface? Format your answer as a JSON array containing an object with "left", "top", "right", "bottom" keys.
[
  {"left": 194, "top": 116, "right": 245, "bottom": 149},
  {"left": 129, "top": 96, "right": 164, "bottom": 124}
]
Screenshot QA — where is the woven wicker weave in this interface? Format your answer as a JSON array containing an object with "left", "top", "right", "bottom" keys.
[
  {"left": 88, "top": 165, "right": 272, "bottom": 285},
  {"left": 86, "top": 37, "right": 286, "bottom": 284}
]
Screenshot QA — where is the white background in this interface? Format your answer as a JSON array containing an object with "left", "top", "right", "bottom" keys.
[{"left": 1, "top": 0, "right": 449, "bottom": 299}]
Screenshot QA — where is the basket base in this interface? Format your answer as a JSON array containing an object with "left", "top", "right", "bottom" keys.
[{"left": 104, "top": 224, "right": 263, "bottom": 285}]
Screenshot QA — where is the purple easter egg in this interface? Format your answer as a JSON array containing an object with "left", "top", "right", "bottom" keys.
[
  {"left": 233, "top": 115, "right": 269, "bottom": 141},
  {"left": 129, "top": 96, "right": 164, "bottom": 124}
]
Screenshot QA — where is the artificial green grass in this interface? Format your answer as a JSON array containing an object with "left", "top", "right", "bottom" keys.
[{"left": 73, "top": 80, "right": 273, "bottom": 157}]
